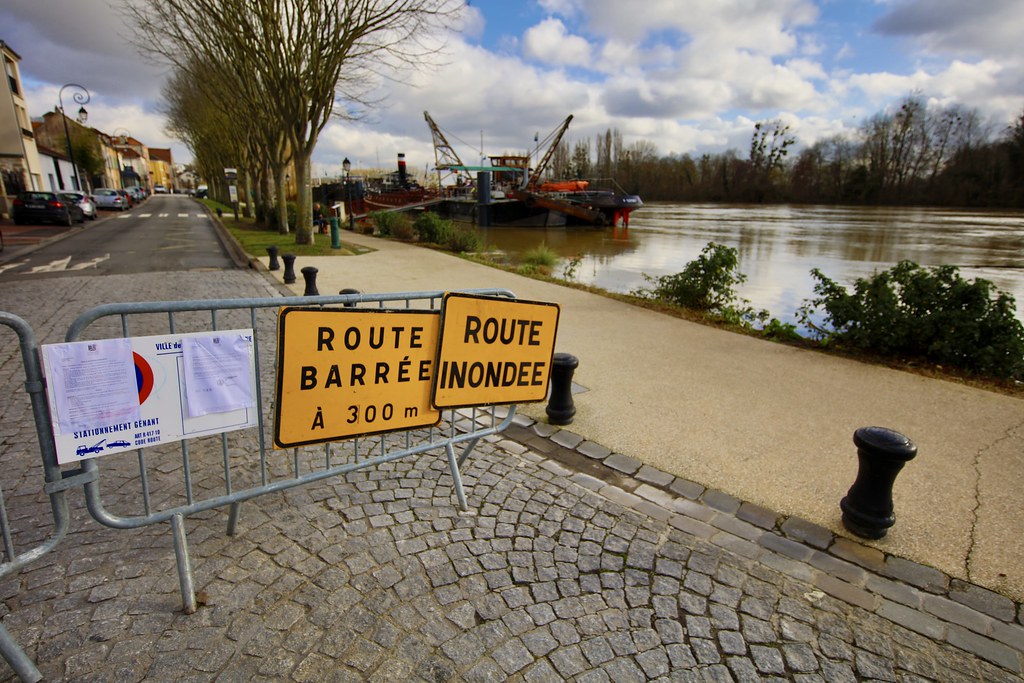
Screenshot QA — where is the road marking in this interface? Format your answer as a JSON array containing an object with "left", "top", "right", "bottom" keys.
[
  {"left": 177, "top": 213, "right": 189, "bottom": 218},
  {"left": 68, "top": 254, "right": 111, "bottom": 270},
  {"left": 118, "top": 214, "right": 131, "bottom": 219},
  {"left": 140, "top": 213, "right": 152, "bottom": 218},
  {"left": 0, "top": 261, "right": 28, "bottom": 274},
  {"left": 159, "top": 213, "right": 169, "bottom": 218},
  {"left": 29, "top": 256, "right": 72, "bottom": 273}
]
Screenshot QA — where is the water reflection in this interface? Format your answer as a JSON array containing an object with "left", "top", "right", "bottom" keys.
[{"left": 475, "top": 203, "right": 1024, "bottom": 328}]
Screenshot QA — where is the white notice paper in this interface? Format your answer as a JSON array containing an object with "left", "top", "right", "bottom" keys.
[
  {"left": 43, "top": 338, "right": 141, "bottom": 434},
  {"left": 182, "top": 333, "right": 254, "bottom": 417}
]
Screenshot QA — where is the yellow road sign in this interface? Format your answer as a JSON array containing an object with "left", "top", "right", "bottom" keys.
[
  {"left": 274, "top": 307, "right": 440, "bottom": 448},
  {"left": 432, "top": 293, "right": 560, "bottom": 409}
]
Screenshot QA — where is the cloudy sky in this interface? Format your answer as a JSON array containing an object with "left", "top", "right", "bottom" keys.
[{"left": 4, "top": 0, "right": 1022, "bottom": 179}]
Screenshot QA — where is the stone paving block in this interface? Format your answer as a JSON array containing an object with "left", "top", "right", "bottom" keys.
[
  {"left": 828, "top": 536, "right": 886, "bottom": 572},
  {"left": 550, "top": 430, "right": 584, "bottom": 449},
  {"left": 602, "top": 453, "right": 641, "bottom": 474},
  {"left": 949, "top": 579, "right": 1018, "bottom": 622},
  {"left": 671, "top": 496, "right": 717, "bottom": 522},
  {"left": 780, "top": 517, "right": 833, "bottom": 549},
  {"left": 575, "top": 441, "right": 612, "bottom": 460},
  {"left": 701, "top": 488, "right": 742, "bottom": 514},
  {"left": 736, "top": 502, "right": 779, "bottom": 530},
  {"left": 882, "top": 556, "right": 950, "bottom": 593},
  {"left": 877, "top": 598, "right": 946, "bottom": 639},
  {"left": 946, "top": 624, "right": 1023, "bottom": 673},
  {"left": 669, "top": 477, "right": 705, "bottom": 500},
  {"left": 635, "top": 465, "right": 674, "bottom": 488}
]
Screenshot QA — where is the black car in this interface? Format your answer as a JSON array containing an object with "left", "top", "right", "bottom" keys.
[{"left": 12, "top": 191, "right": 84, "bottom": 226}]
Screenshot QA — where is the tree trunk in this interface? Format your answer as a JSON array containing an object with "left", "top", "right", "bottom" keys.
[
  {"left": 293, "top": 152, "right": 314, "bottom": 245},
  {"left": 276, "top": 167, "right": 289, "bottom": 235}
]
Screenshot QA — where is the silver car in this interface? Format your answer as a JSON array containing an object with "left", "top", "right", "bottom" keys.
[
  {"left": 93, "top": 188, "right": 128, "bottom": 211},
  {"left": 60, "top": 191, "right": 98, "bottom": 220}
]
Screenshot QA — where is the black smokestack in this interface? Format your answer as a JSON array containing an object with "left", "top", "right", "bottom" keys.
[{"left": 397, "top": 153, "right": 408, "bottom": 188}]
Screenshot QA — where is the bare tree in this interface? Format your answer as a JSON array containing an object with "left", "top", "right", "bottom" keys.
[{"left": 126, "top": 0, "right": 462, "bottom": 243}]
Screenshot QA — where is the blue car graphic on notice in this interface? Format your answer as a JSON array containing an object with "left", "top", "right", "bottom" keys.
[{"left": 108, "top": 440, "right": 131, "bottom": 448}]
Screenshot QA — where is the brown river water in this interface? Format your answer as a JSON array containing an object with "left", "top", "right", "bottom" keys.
[{"left": 473, "top": 203, "right": 1024, "bottom": 331}]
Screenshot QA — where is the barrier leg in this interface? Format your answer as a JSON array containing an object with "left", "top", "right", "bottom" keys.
[
  {"left": 0, "top": 621, "right": 41, "bottom": 683},
  {"left": 171, "top": 513, "right": 198, "bottom": 614},
  {"left": 457, "top": 436, "right": 481, "bottom": 467},
  {"left": 445, "top": 442, "right": 469, "bottom": 512},
  {"left": 227, "top": 501, "right": 241, "bottom": 537}
]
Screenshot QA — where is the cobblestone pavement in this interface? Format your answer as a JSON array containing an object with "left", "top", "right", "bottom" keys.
[{"left": 0, "top": 270, "right": 1022, "bottom": 681}]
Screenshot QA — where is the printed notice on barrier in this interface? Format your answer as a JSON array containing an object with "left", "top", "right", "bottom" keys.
[
  {"left": 431, "top": 293, "right": 560, "bottom": 409},
  {"left": 44, "top": 338, "right": 141, "bottom": 434},
  {"left": 182, "top": 334, "right": 254, "bottom": 417},
  {"left": 274, "top": 307, "right": 441, "bottom": 448},
  {"left": 43, "top": 330, "right": 258, "bottom": 464}
]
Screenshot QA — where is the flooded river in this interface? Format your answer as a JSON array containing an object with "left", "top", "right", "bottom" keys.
[{"left": 476, "top": 203, "right": 1024, "bottom": 330}]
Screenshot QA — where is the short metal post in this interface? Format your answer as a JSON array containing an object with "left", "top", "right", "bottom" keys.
[
  {"left": 841, "top": 426, "right": 918, "bottom": 539},
  {"left": 267, "top": 246, "right": 280, "bottom": 270},
  {"left": 330, "top": 216, "right": 341, "bottom": 249},
  {"left": 301, "top": 266, "right": 319, "bottom": 296},
  {"left": 339, "top": 287, "right": 360, "bottom": 308},
  {"left": 546, "top": 352, "right": 579, "bottom": 425},
  {"left": 282, "top": 253, "right": 296, "bottom": 284},
  {"left": 171, "top": 513, "right": 198, "bottom": 614}
]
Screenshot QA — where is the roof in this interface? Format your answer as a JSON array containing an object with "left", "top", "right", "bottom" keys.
[
  {"left": 443, "top": 165, "right": 525, "bottom": 173},
  {"left": 149, "top": 148, "right": 173, "bottom": 163},
  {"left": 0, "top": 40, "right": 22, "bottom": 61}
]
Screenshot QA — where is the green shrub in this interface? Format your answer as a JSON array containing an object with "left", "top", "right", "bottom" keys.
[
  {"left": 370, "top": 210, "right": 409, "bottom": 237},
  {"left": 638, "top": 242, "right": 746, "bottom": 313},
  {"left": 444, "top": 224, "right": 482, "bottom": 253},
  {"left": 799, "top": 260, "right": 1024, "bottom": 379},
  {"left": 562, "top": 253, "right": 583, "bottom": 281},
  {"left": 413, "top": 212, "right": 452, "bottom": 244},
  {"left": 521, "top": 244, "right": 559, "bottom": 269}
]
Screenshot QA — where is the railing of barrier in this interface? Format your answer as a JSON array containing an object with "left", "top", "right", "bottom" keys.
[
  {"left": 63, "top": 288, "right": 518, "bottom": 614},
  {"left": 0, "top": 312, "right": 69, "bottom": 683}
]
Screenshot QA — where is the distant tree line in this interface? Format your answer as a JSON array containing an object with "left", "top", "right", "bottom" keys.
[{"left": 549, "top": 95, "right": 1024, "bottom": 209}]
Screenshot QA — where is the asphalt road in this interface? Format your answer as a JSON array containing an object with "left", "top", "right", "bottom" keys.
[{"left": 0, "top": 194, "right": 233, "bottom": 280}]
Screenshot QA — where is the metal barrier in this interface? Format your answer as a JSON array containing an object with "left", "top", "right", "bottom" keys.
[
  {"left": 0, "top": 313, "right": 69, "bottom": 683},
  {"left": 0, "top": 288, "right": 517, "bottom": 681},
  {"left": 63, "top": 289, "right": 517, "bottom": 615}
]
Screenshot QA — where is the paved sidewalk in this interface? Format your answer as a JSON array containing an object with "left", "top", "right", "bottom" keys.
[{"left": 0, "top": 249, "right": 1020, "bottom": 679}]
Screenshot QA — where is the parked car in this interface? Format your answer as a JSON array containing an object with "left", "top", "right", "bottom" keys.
[
  {"left": 115, "top": 189, "right": 134, "bottom": 207},
  {"left": 12, "top": 191, "right": 80, "bottom": 225},
  {"left": 153, "top": 184, "right": 167, "bottom": 194},
  {"left": 93, "top": 188, "right": 128, "bottom": 211},
  {"left": 195, "top": 185, "right": 208, "bottom": 199},
  {"left": 60, "top": 191, "right": 97, "bottom": 220},
  {"left": 126, "top": 186, "right": 146, "bottom": 203}
]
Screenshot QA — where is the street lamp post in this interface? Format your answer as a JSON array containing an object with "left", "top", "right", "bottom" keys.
[
  {"left": 58, "top": 84, "right": 90, "bottom": 192},
  {"left": 342, "top": 157, "right": 353, "bottom": 230}
]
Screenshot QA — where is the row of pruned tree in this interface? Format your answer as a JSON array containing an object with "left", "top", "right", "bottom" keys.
[
  {"left": 128, "top": 0, "right": 461, "bottom": 243},
  {"left": 547, "top": 96, "right": 1024, "bottom": 209}
]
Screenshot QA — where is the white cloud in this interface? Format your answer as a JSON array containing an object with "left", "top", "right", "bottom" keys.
[{"left": 522, "top": 18, "right": 592, "bottom": 67}]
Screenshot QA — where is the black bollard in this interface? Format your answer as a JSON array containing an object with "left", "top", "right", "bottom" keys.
[
  {"left": 301, "top": 266, "right": 319, "bottom": 296},
  {"left": 339, "top": 287, "right": 360, "bottom": 308},
  {"left": 546, "top": 352, "right": 579, "bottom": 425},
  {"left": 840, "top": 426, "right": 918, "bottom": 539},
  {"left": 282, "top": 253, "right": 297, "bottom": 284},
  {"left": 267, "top": 246, "right": 280, "bottom": 271}
]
